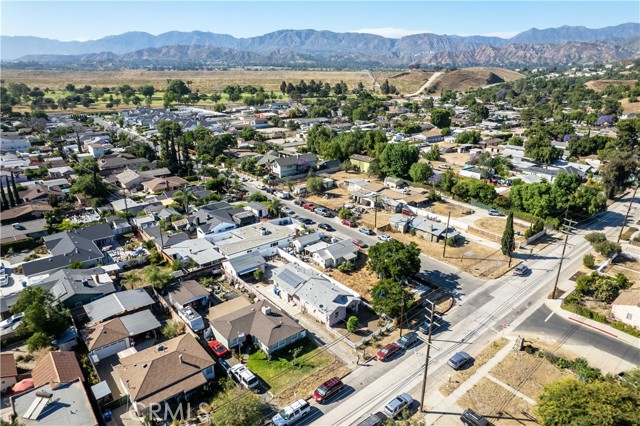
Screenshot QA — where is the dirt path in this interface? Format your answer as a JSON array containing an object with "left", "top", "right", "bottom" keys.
[{"left": 406, "top": 71, "right": 443, "bottom": 97}]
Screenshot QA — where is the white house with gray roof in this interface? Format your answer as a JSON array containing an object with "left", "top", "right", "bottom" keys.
[
  {"left": 271, "top": 257, "right": 361, "bottom": 326},
  {"left": 209, "top": 221, "right": 294, "bottom": 260},
  {"left": 311, "top": 239, "right": 359, "bottom": 268}
]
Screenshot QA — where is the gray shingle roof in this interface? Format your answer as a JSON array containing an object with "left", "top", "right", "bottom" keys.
[{"left": 84, "top": 289, "right": 155, "bottom": 324}]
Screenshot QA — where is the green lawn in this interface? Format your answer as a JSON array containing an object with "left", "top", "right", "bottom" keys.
[{"left": 246, "top": 337, "right": 335, "bottom": 394}]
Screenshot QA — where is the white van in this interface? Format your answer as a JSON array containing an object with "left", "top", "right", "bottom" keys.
[
  {"left": 229, "top": 364, "right": 259, "bottom": 389},
  {"left": 272, "top": 399, "right": 311, "bottom": 426}
]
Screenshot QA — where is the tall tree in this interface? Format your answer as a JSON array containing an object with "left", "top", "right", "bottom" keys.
[
  {"left": 0, "top": 181, "right": 9, "bottom": 210},
  {"left": 211, "top": 380, "right": 266, "bottom": 426},
  {"left": 6, "top": 177, "right": 15, "bottom": 207},
  {"left": 368, "top": 240, "right": 421, "bottom": 281},
  {"left": 370, "top": 279, "right": 414, "bottom": 318},
  {"left": 430, "top": 109, "right": 452, "bottom": 129},
  {"left": 10, "top": 173, "right": 21, "bottom": 205},
  {"left": 501, "top": 212, "right": 516, "bottom": 265}
]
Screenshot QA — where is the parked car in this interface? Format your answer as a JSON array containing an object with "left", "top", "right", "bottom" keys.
[
  {"left": 272, "top": 399, "right": 311, "bottom": 426},
  {"left": 256, "top": 184, "right": 266, "bottom": 190},
  {"left": 0, "top": 313, "right": 23, "bottom": 332},
  {"left": 313, "top": 376, "right": 344, "bottom": 403},
  {"left": 352, "top": 239, "right": 368, "bottom": 249},
  {"left": 318, "top": 223, "right": 334, "bottom": 232},
  {"left": 342, "top": 219, "right": 357, "bottom": 227},
  {"left": 356, "top": 412, "right": 388, "bottom": 426},
  {"left": 315, "top": 207, "right": 331, "bottom": 217},
  {"left": 293, "top": 199, "right": 305, "bottom": 206},
  {"left": 447, "top": 351, "right": 473, "bottom": 370},
  {"left": 513, "top": 264, "right": 528, "bottom": 276},
  {"left": 401, "top": 208, "right": 414, "bottom": 216},
  {"left": 282, "top": 207, "right": 294, "bottom": 215},
  {"left": 303, "top": 203, "right": 316, "bottom": 211},
  {"left": 384, "top": 393, "right": 413, "bottom": 418},
  {"left": 229, "top": 364, "right": 260, "bottom": 389},
  {"left": 359, "top": 227, "right": 374, "bottom": 235},
  {"left": 488, "top": 209, "right": 504, "bottom": 216},
  {"left": 396, "top": 332, "right": 419, "bottom": 350},
  {"left": 299, "top": 218, "right": 314, "bottom": 225},
  {"left": 377, "top": 343, "right": 400, "bottom": 362},
  {"left": 377, "top": 234, "right": 392, "bottom": 242},
  {"left": 418, "top": 319, "right": 433, "bottom": 334},
  {"left": 438, "top": 164, "right": 451, "bottom": 170},
  {"left": 460, "top": 408, "right": 494, "bottom": 426},
  {"left": 208, "top": 340, "right": 229, "bottom": 358}
]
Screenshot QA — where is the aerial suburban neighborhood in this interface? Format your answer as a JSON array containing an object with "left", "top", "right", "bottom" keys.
[{"left": 0, "top": 3, "right": 639, "bottom": 426}]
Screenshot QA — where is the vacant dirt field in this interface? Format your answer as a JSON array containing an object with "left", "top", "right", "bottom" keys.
[
  {"left": 585, "top": 79, "right": 635, "bottom": 92},
  {"left": 305, "top": 186, "right": 352, "bottom": 211},
  {"left": 440, "top": 152, "right": 473, "bottom": 167},
  {"left": 430, "top": 67, "right": 524, "bottom": 92},
  {"left": 621, "top": 98, "right": 640, "bottom": 114},
  {"left": 458, "top": 378, "right": 536, "bottom": 426},
  {"left": 390, "top": 230, "right": 512, "bottom": 279},
  {"left": 360, "top": 210, "right": 396, "bottom": 230},
  {"left": 318, "top": 254, "right": 377, "bottom": 300},
  {"left": 372, "top": 69, "right": 435, "bottom": 94},
  {"left": 427, "top": 201, "right": 474, "bottom": 218},
  {"left": 490, "top": 349, "right": 573, "bottom": 402},
  {"left": 474, "top": 217, "right": 529, "bottom": 241},
  {"left": 1, "top": 69, "right": 374, "bottom": 93},
  {"left": 440, "top": 338, "right": 509, "bottom": 396}
]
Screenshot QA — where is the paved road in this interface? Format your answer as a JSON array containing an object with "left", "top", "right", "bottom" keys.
[{"left": 513, "top": 304, "right": 640, "bottom": 373}]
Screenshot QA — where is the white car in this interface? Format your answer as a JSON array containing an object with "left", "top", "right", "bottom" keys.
[
  {"left": 384, "top": 393, "right": 413, "bottom": 418},
  {"left": 377, "top": 234, "right": 392, "bottom": 242},
  {"left": 256, "top": 184, "right": 266, "bottom": 190},
  {"left": 272, "top": 399, "right": 311, "bottom": 426},
  {"left": 0, "top": 312, "right": 23, "bottom": 333}
]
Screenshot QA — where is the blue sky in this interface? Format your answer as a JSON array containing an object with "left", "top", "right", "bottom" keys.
[{"left": 1, "top": 1, "right": 638, "bottom": 41}]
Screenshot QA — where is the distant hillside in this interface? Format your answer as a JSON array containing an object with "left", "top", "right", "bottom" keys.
[
  {"left": 429, "top": 68, "right": 524, "bottom": 92},
  {"left": 2, "top": 22, "right": 638, "bottom": 67}
]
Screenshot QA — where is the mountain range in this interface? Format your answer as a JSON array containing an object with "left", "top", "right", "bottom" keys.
[{"left": 2, "top": 23, "right": 639, "bottom": 68}]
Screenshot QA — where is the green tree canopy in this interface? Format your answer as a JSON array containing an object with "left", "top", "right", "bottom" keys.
[
  {"left": 409, "top": 162, "right": 433, "bottom": 184},
  {"left": 306, "top": 177, "right": 326, "bottom": 194},
  {"left": 501, "top": 211, "right": 515, "bottom": 256},
  {"left": 368, "top": 240, "right": 421, "bottom": 281},
  {"left": 370, "top": 279, "right": 414, "bottom": 318},
  {"left": 211, "top": 379, "right": 266, "bottom": 426},
  {"left": 11, "top": 286, "right": 69, "bottom": 345},
  {"left": 379, "top": 143, "right": 420, "bottom": 179},
  {"left": 430, "top": 109, "right": 452, "bottom": 129}
]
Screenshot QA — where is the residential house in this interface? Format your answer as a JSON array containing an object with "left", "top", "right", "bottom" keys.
[
  {"left": 114, "top": 334, "right": 215, "bottom": 417},
  {"left": 209, "top": 299, "right": 306, "bottom": 356},
  {"left": 163, "top": 238, "right": 225, "bottom": 272},
  {"left": 247, "top": 201, "right": 269, "bottom": 218},
  {"left": 141, "top": 226, "right": 190, "bottom": 252},
  {"left": 0, "top": 202, "right": 53, "bottom": 225},
  {"left": 143, "top": 176, "right": 189, "bottom": 194},
  {"left": 166, "top": 280, "right": 210, "bottom": 311},
  {"left": 0, "top": 354, "right": 18, "bottom": 393},
  {"left": 111, "top": 197, "right": 151, "bottom": 215},
  {"left": 268, "top": 153, "right": 318, "bottom": 178},
  {"left": 459, "top": 165, "right": 485, "bottom": 180},
  {"left": 0, "top": 133, "right": 31, "bottom": 152},
  {"left": 188, "top": 202, "right": 256, "bottom": 239},
  {"left": 47, "top": 166, "right": 74, "bottom": 179},
  {"left": 349, "top": 154, "right": 376, "bottom": 174},
  {"left": 0, "top": 218, "right": 48, "bottom": 245},
  {"left": 310, "top": 239, "right": 359, "bottom": 268},
  {"left": 221, "top": 252, "right": 266, "bottom": 277},
  {"left": 10, "top": 379, "right": 98, "bottom": 426},
  {"left": 83, "top": 310, "right": 162, "bottom": 362},
  {"left": 115, "top": 169, "right": 149, "bottom": 190},
  {"left": 32, "top": 351, "right": 84, "bottom": 388},
  {"left": 209, "top": 222, "right": 294, "bottom": 259},
  {"left": 19, "top": 184, "right": 64, "bottom": 203},
  {"left": 21, "top": 224, "right": 114, "bottom": 278},
  {"left": 82, "top": 289, "right": 155, "bottom": 325},
  {"left": 384, "top": 177, "right": 407, "bottom": 189},
  {"left": 291, "top": 233, "right": 322, "bottom": 253},
  {"left": 390, "top": 215, "right": 460, "bottom": 242},
  {"left": 97, "top": 153, "right": 149, "bottom": 175},
  {"left": 611, "top": 287, "right": 640, "bottom": 328},
  {"left": 272, "top": 261, "right": 361, "bottom": 326},
  {"left": 36, "top": 267, "right": 116, "bottom": 309}
]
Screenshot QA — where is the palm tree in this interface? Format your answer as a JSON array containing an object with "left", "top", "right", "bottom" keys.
[
  {"left": 267, "top": 198, "right": 282, "bottom": 217},
  {"left": 172, "top": 188, "right": 196, "bottom": 215}
]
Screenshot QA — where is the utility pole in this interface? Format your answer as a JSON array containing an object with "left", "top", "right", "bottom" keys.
[
  {"left": 442, "top": 212, "right": 452, "bottom": 258},
  {"left": 551, "top": 210, "right": 576, "bottom": 299},
  {"left": 617, "top": 185, "right": 638, "bottom": 244},
  {"left": 420, "top": 299, "right": 436, "bottom": 411}
]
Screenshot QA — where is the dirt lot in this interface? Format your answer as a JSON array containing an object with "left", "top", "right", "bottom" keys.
[
  {"left": 360, "top": 210, "right": 396, "bottom": 230},
  {"left": 390, "top": 230, "right": 512, "bottom": 279},
  {"left": 372, "top": 70, "right": 435, "bottom": 94},
  {"left": 426, "top": 201, "right": 474, "bottom": 218},
  {"left": 457, "top": 378, "right": 536, "bottom": 426},
  {"left": 490, "top": 349, "right": 573, "bottom": 402},
  {"left": 274, "top": 359, "right": 350, "bottom": 406},
  {"left": 474, "top": 217, "right": 529, "bottom": 241},
  {"left": 1, "top": 69, "right": 374, "bottom": 93},
  {"left": 440, "top": 338, "right": 509, "bottom": 396},
  {"left": 621, "top": 98, "right": 640, "bottom": 114},
  {"left": 585, "top": 79, "right": 635, "bottom": 92},
  {"left": 440, "top": 152, "right": 473, "bottom": 167},
  {"left": 305, "top": 186, "right": 352, "bottom": 211},
  {"left": 429, "top": 67, "right": 524, "bottom": 92},
  {"left": 318, "top": 254, "right": 377, "bottom": 300}
]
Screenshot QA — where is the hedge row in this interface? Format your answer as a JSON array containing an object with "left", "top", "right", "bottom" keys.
[{"left": 562, "top": 301, "right": 640, "bottom": 338}]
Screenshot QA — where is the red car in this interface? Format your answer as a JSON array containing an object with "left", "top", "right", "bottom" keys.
[
  {"left": 352, "top": 239, "right": 367, "bottom": 249},
  {"left": 313, "top": 377, "right": 344, "bottom": 403},
  {"left": 208, "top": 340, "right": 229, "bottom": 357},
  {"left": 303, "top": 203, "right": 316, "bottom": 211},
  {"left": 377, "top": 343, "right": 400, "bottom": 362},
  {"left": 342, "top": 219, "right": 357, "bottom": 227}
]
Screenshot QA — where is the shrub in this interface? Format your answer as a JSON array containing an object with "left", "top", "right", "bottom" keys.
[
  {"left": 593, "top": 240, "right": 622, "bottom": 257},
  {"left": 253, "top": 269, "right": 265, "bottom": 282},
  {"left": 161, "top": 321, "right": 184, "bottom": 339},
  {"left": 583, "top": 254, "right": 595, "bottom": 268},
  {"left": 337, "top": 261, "right": 356, "bottom": 273},
  {"left": 585, "top": 232, "right": 607, "bottom": 244},
  {"left": 346, "top": 316, "right": 359, "bottom": 333}
]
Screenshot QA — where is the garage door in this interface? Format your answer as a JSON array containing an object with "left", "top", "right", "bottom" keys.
[{"left": 92, "top": 340, "right": 129, "bottom": 361}]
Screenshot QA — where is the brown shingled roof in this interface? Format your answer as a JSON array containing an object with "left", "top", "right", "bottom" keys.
[
  {"left": 613, "top": 287, "right": 640, "bottom": 307},
  {"left": 0, "top": 354, "right": 17, "bottom": 378},
  {"left": 114, "top": 334, "right": 214, "bottom": 404},
  {"left": 84, "top": 318, "right": 130, "bottom": 351},
  {"left": 32, "top": 351, "right": 84, "bottom": 388}
]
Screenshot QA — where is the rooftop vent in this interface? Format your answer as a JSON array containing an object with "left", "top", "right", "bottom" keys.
[{"left": 261, "top": 306, "right": 272, "bottom": 316}]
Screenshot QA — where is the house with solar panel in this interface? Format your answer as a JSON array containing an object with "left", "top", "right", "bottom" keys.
[{"left": 271, "top": 262, "right": 361, "bottom": 326}]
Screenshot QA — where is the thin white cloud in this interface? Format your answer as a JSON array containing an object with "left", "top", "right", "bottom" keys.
[
  {"left": 351, "top": 27, "right": 431, "bottom": 38},
  {"left": 482, "top": 31, "right": 519, "bottom": 39}
]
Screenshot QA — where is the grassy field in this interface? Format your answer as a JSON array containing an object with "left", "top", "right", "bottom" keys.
[
  {"left": 1, "top": 69, "right": 374, "bottom": 93},
  {"left": 429, "top": 67, "right": 524, "bottom": 92},
  {"left": 585, "top": 79, "right": 635, "bottom": 92},
  {"left": 371, "top": 69, "right": 435, "bottom": 94}
]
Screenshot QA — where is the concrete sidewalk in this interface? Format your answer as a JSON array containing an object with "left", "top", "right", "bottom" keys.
[{"left": 545, "top": 298, "right": 640, "bottom": 349}]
